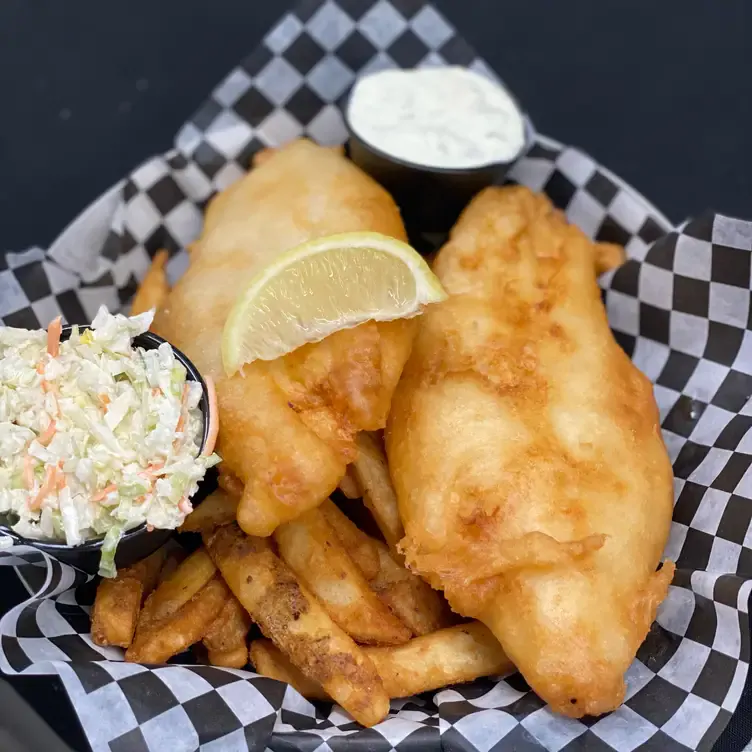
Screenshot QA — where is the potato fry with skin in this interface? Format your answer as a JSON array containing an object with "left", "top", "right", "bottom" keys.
[
  {"left": 366, "top": 622, "right": 513, "bottom": 697},
  {"left": 319, "top": 500, "right": 380, "bottom": 580},
  {"left": 250, "top": 622, "right": 512, "bottom": 700},
  {"left": 321, "top": 500, "right": 449, "bottom": 636},
  {"left": 157, "top": 548, "right": 187, "bottom": 586},
  {"left": 352, "top": 432, "right": 404, "bottom": 552},
  {"left": 130, "top": 250, "right": 170, "bottom": 317},
  {"left": 250, "top": 640, "right": 329, "bottom": 702},
  {"left": 594, "top": 241, "right": 626, "bottom": 276},
  {"left": 139, "top": 547, "right": 216, "bottom": 627},
  {"left": 203, "top": 596, "right": 252, "bottom": 669},
  {"left": 125, "top": 576, "right": 230, "bottom": 664},
  {"left": 179, "top": 488, "right": 238, "bottom": 533},
  {"left": 274, "top": 509, "right": 412, "bottom": 646},
  {"left": 370, "top": 544, "right": 452, "bottom": 637},
  {"left": 338, "top": 467, "right": 361, "bottom": 500},
  {"left": 209, "top": 645, "right": 250, "bottom": 669},
  {"left": 91, "top": 547, "right": 166, "bottom": 648},
  {"left": 204, "top": 524, "right": 389, "bottom": 728}
]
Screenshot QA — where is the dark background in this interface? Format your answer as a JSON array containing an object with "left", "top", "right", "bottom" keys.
[
  {"left": 1, "top": 1, "right": 752, "bottom": 750},
  {"left": 2, "top": 0, "right": 752, "bottom": 254}
]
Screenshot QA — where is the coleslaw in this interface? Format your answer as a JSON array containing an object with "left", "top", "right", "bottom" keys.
[{"left": 0, "top": 307, "right": 220, "bottom": 576}]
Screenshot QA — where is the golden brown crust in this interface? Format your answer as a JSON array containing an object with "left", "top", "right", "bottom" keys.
[
  {"left": 125, "top": 576, "right": 230, "bottom": 664},
  {"left": 153, "top": 139, "right": 416, "bottom": 537},
  {"left": 204, "top": 524, "right": 389, "bottom": 727},
  {"left": 250, "top": 622, "right": 512, "bottom": 701},
  {"left": 387, "top": 186, "right": 675, "bottom": 717},
  {"left": 321, "top": 500, "right": 451, "bottom": 637},
  {"left": 90, "top": 547, "right": 166, "bottom": 648},
  {"left": 274, "top": 508, "right": 412, "bottom": 645}
]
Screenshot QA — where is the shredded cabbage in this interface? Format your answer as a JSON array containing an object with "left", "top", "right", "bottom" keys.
[{"left": 0, "top": 306, "right": 220, "bottom": 576}]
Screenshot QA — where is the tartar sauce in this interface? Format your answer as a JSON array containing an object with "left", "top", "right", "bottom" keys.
[{"left": 347, "top": 66, "right": 525, "bottom": 170}]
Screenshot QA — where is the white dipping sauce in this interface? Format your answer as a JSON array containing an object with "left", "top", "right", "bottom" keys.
[{"left": 347, "top": 66, "right": 525, "bottom": 170}]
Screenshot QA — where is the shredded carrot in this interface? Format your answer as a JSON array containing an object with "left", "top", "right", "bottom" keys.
[
  {"left": 99, "top": 394, "right": 110, "bottom": 409},
  {"left": 178, "top": 497, "right": 193, "bottom": 515},
  {"left": 56, "top": 463, "right": 67, "bottom": 491},
  {"left": 202, "top": 376, "right": 218, "bottom": 456},
  {"left": 146, "top": 524, "right": 154, "bottom": 532},
  {"left": 134, "top": 495, "right": 146, "bottom": 505},
  {"left": 36, "top": 363, "right": 45, "bottom": 376},
  {"left": 47, "top": 316, "right": 62, "bottom": 358},
  {"left": 92, "top": 484, "right": 118, "bottom": 503},
  {"left": 175, "top": 414, "right": 185, "bottom": 434},
  {"left": 29, "top": 466, "right": 57, "bottom": 511},
  {"left": 37, "top": 420, "right": 56, "bottom": 447},
  {"left": 23, "top": 455, "right": 35, "bottom": 490},
  {"left": 151, "top": 387, "right": 162, "bottom": 398}
]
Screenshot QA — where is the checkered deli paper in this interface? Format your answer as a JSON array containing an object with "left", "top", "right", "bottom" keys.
[{"left": 1, "top": 1, "right": 752, "bottom": 750}]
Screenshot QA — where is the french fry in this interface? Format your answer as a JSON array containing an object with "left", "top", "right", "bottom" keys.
[
  {"left": 205, "top": 524, "right": 389, "bottom": 728},
  {"left": 91, "top": 547, "right": 166, "bottom": 648},
  {"left": 179, "top": 488, "right": 238, "bottom": 534},
  {"left": 157, "top": 547, "right": 187, "bottom": 585},
  {"left": 321, "top": 500, "right": 449, "bottom": 636},
  {"left": 338, "top": 467, "right": 361, "bottom": 499},
  {"left": 125, "top": 576, "right": 230, "bottom": 664},
  {"left": 250, "top": 622, "right": 512, "bottom": 699},
  {"left": 274, "top": 509, "right": 412, "bottom": 646},
  {"left": 130, "top": 249, "right": 170, "bottom": 317},
  {"left": 203, "top": 595, "right": 252, "bottom": 668},
  {"left": 594, "top": 241, "right": 626, "bottom": 276},
  {"left": 209, "top": 645, "right": 250, "bottom": 669},
  {"left": 319, "top": 500, "right": 379, "bottom": 581},
  {"left": 352, "top": 432, "right": 404, "bottom": 552},
  {"left": 138, "top": 547, "right": 216, "bottom": 627},
  {"left": 370, "top": 545, "right": 452, "bottom": 638},
  {"left": 366, "top": 622, "right": 513, "bottom": 697},
  {"left": 249, "top": 639, "right": 329, "bottom": 701}
]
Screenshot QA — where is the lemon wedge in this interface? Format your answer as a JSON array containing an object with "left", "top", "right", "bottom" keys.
[{"left": 221, "top": 231, "right": 446, "bottom": 374}]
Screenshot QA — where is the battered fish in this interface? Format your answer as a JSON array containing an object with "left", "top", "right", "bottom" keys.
[
  {"left": 386, "top": 186, "right": 674, "bottom": 717},
  {"left": 155, "top": 140, "right": 415, "bottom": 536}
]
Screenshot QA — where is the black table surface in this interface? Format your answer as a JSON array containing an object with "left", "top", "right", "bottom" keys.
[{"left": 2, "top": 1, "right": 752, "bottom": 751}]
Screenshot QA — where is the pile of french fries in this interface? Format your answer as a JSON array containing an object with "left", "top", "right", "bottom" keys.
[{"left": 91, "top": 431, "right": 513, "bottom": 727}]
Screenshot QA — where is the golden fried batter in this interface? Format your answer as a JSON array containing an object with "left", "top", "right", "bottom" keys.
[
  {"left": 154, "top": 139, "right": 415, "bottom": 536},
  {"left": 386, "top": 186, "right": 674, "bottom": 717}
]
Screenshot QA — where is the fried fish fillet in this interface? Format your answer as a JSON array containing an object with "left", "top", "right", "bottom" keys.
[
  {"left": 155, "top": 139, "right": 415, "bottom": 536},
  {"left": 386, "top": 186, "right": 674, "bottom": 717}
]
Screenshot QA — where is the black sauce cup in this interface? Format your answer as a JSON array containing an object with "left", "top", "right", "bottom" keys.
[
  {"left": 0, "top": 326, "right": 212, "bottom": 574},
  {"left": 344, "top": 82, "right": 533, "bottom": 235}
]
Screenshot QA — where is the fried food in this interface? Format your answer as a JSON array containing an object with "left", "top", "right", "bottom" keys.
[
  {"left": 250, "top": 639, "right": 329, "bottom": 702},
  {"left": 179, "top": 488, "right": 238, "bottom": 534},
  {"left": 153, "top": 139, "right": 416, "bottom": 537},
  {"left": 91, "top": 547, "right": 166, "bottom": 648},
  {"left": 250, "top": 622, "right": 511, "bottom": 700},
  {"left": 157, "top": 547, "right": 187, "bottom": 585},
  {"left": 319, "top": 500, "right": 380, "bottom": 581},
  {"left": 352, "top": 432, "right": 404, "bottom": 553},
  {"left": 139, "top": 547, "right": 216, "bottom": 626},
  {"left": 205, "top": 523, "right": 389, "bottom": 727},
  {"left": 125, "top": 576, "right": 230, "bottom": 664},
  {"left": 337, "top": 467, "right": 361, "bottom": 499},
  {"left": 202, "top": 595, "right": 252, "bottom": 668},
  {"left": 130, "top": 249, "right": 170, "bottom": 317},
  {"left": 274, "top": 508, "right": 412, "bottom": 645},
  {"left": 320, "top": 500, "right": 449, "bottom": 636},
  {"left": 386, "top": 186, "right": 675, "bottom": 717}
]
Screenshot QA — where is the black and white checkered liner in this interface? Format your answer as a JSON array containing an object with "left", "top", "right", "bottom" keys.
[{"left": 1, "top": 0, "right": 751, "bottom": 750}]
